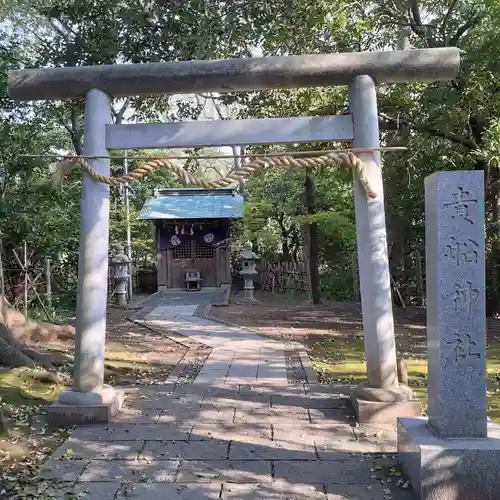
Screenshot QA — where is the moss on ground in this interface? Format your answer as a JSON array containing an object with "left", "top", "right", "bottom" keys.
[
  {"left": 0, "top": 367, "right": 70, "bottom": 496},
  {"left": 307, "top": 333, "right": 500, "bottom": 421}
]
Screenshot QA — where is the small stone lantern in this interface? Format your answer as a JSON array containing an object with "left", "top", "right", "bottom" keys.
[
  {"left": 239, "top": 241, "right": 259, "bottom": 301},
  {"left": 109, "top": 244, "right": 131, "bottom": 306}
]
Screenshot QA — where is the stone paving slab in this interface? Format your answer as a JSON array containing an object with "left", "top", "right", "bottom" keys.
[
  {"left": 315, "top": 440, "right": 396, "bottom": 457},
  {"left": 39, "top": 386, "right": 413, "bottom": 498},
  {"left": 273, "top": 459, "right": 373, "bottom": 484},
  {"left": 190, "top": 422, "right": 272, "bottom": 442},
  {"left": 40, "top": 458, "right": 89, "bottom": 482},
  {"left": 141, "top": 307, "right": 292, "bottom": 386},
  {"left": 124, "top": 391, "right": 203, "bottom": 411},
  {"left": 226, "top": 361, "right": 259, "bottom": 380},
  {"left": 52, "top": 438, "right": 144, "bottom": 460},
  {"left": 353, "top": 423, "right": 398, "bottom": 442},
  {"left": 309, "top": 408, "right": 350, "bottom": 423},
  {"left": 195, "top": 369, "right": 230, "bottom": 385},
  {"left": 228, "top": 439, "right": 316, "bottom": 461},
  {"left": 151, "top": 305, "right": 198, "bottom": 317},
  {"left": 70, "top": 425, "right": 116, "bottom": 441},
  {"left": 197, "top": 356, "right": 234, "bottom": 373},
  {"left": 36, "top": 296, "right": 415, "bottom": 499},
  {"left": 111, "top": 407, "right": 163, "bottom": 423},
  {"left": 255, "top": 375, "right": 290, "bottom": 384},
  {"left": 304, "top": 384, "right": 356, "bottom": 395},
  {"left": 78, "top": 458, "right": 180, "bottom": 482},
  {"left": 234, "top": 407, "right": 310, "bottom": 424},
  {"left": 43, "top": 481, "right": 122, "bottom": 500},
  {"left": 141, "top": 439, "right": 230, "bottom": 460},
  {"left": 40, "top": 480, "right": 410, "bottom": 500},
  {"left": 222, "top": 482, "right": 327, "bottom": 499},
  {"left": 149, "top": 408, "right": 200, "bottom": 424},
  {"left": 110, "top": 423, "right": 192, "bottom": 440},
  {"left": 225, "top": 376, "right": 263, "bottom": 385},
  {"left": 174, "top": 382, "right": 241, "bottom": 397},
  {"left": 156, "top": 406, "right": 235, "bottom": 425},
  {"left": 238, "top": 384, "right": 307, "bottom": 396},
  {"left": 176, "top": 459, "right": 272, "bottom": 483},
  {"left": 272, "top": 422, "right": 357, "bottom": 445},
  {"left": 202, "top": 395, "right": 271, "bottom": 411},
  {"left": 139, "top": 291, "right": 227, "bottom": 309},
  {"left": 117, "top": 482, "right": 223, "bottom": 499},
  {"left": 270, "top": 392, "right": 349, "bottom": 409}
]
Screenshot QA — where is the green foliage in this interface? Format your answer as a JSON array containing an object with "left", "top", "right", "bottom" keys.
[{"left": 2, "top": 0, "right": 500, "bottom": 308}]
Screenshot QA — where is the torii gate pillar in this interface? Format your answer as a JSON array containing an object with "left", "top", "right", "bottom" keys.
[
  {"left": 349, "top": 75, "right": 421, "bottom": 424},
  {"left": 48, "top": 89, "right": 124, "bottom": 426}
]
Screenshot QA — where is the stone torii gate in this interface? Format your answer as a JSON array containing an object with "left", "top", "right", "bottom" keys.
[{"left": 8, "top": 47, "right": 459, "bottom": 425}]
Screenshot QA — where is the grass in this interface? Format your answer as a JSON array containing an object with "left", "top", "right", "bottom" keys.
[{"left": 307, "top": 332, "right": 500, "bottom": 421}]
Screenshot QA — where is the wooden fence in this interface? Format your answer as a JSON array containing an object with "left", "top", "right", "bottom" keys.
[
  {"left": 260, "top": 260, "right": 308, "bottom": 294},
  {"left": 259, "top": 250, "right": 426, "bottom": 307},
  {"left": 392, "top": 250, "right": 426, "bottom": 308}
]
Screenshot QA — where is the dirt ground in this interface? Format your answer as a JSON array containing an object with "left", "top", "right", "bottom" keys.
[
  {"left": 209, "top": 292, "right": 500, "bottom": 418},
  {"left": 0, "top": 306, "right": 187, "bottom": 496},
  {"left": 103, "top": 306, "right": 187, "bottom": 386},
  {"left": 210, "top": 291, "right": 500, "bottom": 350},
  {"left": 209, "top": 291, "right": 429, "bottom": 349}
]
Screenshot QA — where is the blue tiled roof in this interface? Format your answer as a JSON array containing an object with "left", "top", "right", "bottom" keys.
[{"left": 138, "top": 188, "right": 244, "bottom": 220}]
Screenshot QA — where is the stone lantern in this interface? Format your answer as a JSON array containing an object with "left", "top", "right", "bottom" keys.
[
  {"left": 109, "top": 244, "right": 131, "bottom": 306},
  {"left": 239, "top": 241, "right": 259, "bottom": 301}
]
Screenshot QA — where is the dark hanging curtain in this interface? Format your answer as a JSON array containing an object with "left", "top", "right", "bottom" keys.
[{"left": 157, "top": 221, "right": 230, "bottom": 250}]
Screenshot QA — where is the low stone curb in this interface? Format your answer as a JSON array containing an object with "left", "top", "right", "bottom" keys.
[{"left": 128, "top": 313, "right": 212, "bottom": 388}]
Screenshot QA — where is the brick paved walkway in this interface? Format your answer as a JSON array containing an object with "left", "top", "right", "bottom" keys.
[{"left": 38, "top": 297, "right": 414, "bottom": 499}]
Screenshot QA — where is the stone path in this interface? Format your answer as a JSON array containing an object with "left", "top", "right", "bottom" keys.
[
  {"left": 38, "top": 295, "right": 415, "bottom": 499},
  {"left": 144, "top": 303, "right": 310, "bottom": 386}
]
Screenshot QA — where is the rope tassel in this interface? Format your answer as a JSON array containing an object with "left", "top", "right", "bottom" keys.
[{"left": 53, "top": 152, "right": 378, "bottom": 199}]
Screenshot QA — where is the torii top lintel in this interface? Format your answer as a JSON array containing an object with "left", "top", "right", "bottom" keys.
[{"left": 8, "top": 48, "right": 459, "bottom": 102}]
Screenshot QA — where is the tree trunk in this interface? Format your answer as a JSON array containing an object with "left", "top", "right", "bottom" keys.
[
  {"left": 487, "top": 164, "right": 500, "bottom": 317},
  {"left": 469, "top": 117, "right": 500, "bottom": 317},
  {"left": 304, "top": 169, "right": 321, "bottom": 304},
  {"left": 277, "top": 213, "right": 291, "bottom": 261}
]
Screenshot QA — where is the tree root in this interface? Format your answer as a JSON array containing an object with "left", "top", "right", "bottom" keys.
[
  {"left": 0, "top": 299, "right": 75, "bottom": 343},
  {"left": 21, "top": 368, "right": 70, "bottom": 385},
  {"left": 0, "top": 300, "right": 75, "bottom": 370},
  {"left": 0, "top": 328, "right": 36, "bottom": 368}
]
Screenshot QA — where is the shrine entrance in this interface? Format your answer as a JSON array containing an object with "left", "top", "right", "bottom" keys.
[
  {"left": 141, "top": 188, "right": 240, "bottom": 292},
  {"left": 7, "top": 45, "right": 460, "bottom": 424}
]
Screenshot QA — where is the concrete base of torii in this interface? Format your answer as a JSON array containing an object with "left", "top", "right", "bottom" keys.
[
  {"left": 351, "top": 382, "right": 421, "bottom": 426},
  {"left": 48, "top": 385, "right": 124, "bottom": 427}
]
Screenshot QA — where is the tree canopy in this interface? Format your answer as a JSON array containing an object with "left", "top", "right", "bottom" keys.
[{"left": 1, "top": 0, "right": 499, "bottom": 311}]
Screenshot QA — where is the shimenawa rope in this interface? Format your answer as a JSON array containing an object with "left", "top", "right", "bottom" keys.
[{"left": 53, "top": 151, "right": 377, "bottom": 199}]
